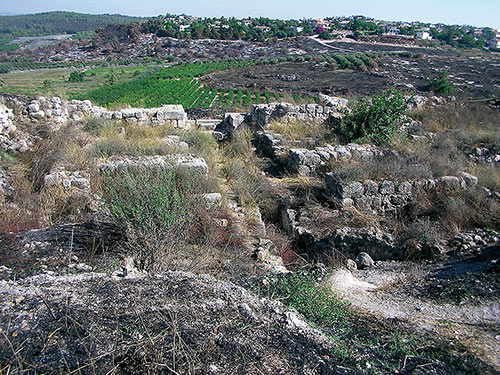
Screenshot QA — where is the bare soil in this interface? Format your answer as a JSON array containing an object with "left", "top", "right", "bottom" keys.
[{"left": 331, "top": 247, "right": 500, "bottom": 371}]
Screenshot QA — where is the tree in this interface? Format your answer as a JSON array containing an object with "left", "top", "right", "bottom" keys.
[{"left": 318, "top": 31, "right": 331, "bottom": 40}]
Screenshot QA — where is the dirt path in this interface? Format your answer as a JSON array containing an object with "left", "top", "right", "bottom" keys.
[
  {"left": 307, "top": 36, "right": 355, "bottom": 52},
  {"left": 329, "top": 263, "right": 500, "bottom": 370}
]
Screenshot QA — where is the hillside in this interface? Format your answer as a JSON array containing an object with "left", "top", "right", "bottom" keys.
[
  {"left": 0, "top": 9, "right": 499, "bottom": 374},
  {"left": 0, "top": 11, "right": 144, "bottom": 38}
]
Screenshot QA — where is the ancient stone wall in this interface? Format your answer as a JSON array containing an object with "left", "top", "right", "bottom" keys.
[
  {"left": 22, "top": 96, "right": 189, "bottom": 129},
  {"left": 325, "top": 172, "right": 479, "bottom": 215}
]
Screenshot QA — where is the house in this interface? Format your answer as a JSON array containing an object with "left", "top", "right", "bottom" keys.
[
  {"left": 179, "top": 25, "right": 191, "bottom": 32},
  {"left": 292, "top": 26, "right": 304, "bottom": 33},
  {"left": 488, "top": 39, "right": 500, "bottom": 49},
  {"left": 416, "top": 30, "right": 432, "bottom": 40}
]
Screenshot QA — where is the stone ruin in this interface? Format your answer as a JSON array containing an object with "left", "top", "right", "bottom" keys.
[
  {"left": 22, "top": 96, "right": 189, "bottom": 129},
  {"left": 247, "top": 97, "right": 347, "bottom": 128},
  {"left": 325, "top": 172, "right": 479, "bottom": 216}
]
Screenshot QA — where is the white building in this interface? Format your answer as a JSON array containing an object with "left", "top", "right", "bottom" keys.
[
  {"left": 293, "top": 26, "right": 304, "bottom": 33},
  {"left": 416, "top": 31, "right": 432, "bottom": 40},
  {"left": 179, "top": 25, "right": 191, "bottom": 32}
]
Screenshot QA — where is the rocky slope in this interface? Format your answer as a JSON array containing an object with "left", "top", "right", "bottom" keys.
[{"left": 0, "top": 270, "right": 355, "bottom": 375}]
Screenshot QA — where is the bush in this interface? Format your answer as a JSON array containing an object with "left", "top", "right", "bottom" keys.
[
  {"left": 102, "top": 166, "right": 193, "bottom": 271},
  {"left": 402, "top": 187, "right": 500, "bottom": 236},
  {"left": 318, "top": 31, "right": 331, "bottom": 40},
  {"left": 255, "top": 271, "right": 350, "bottom": 327},
  {"left": 338, "top": 90, "right": 411, "bottom": 146},
  {"left": 397, "top": 217, "right": 443, "bottom": 258},
  {"left": 429, "top": 69, "right": 454, "bottom": 94},
  {"left": 68, "top": 71, "right": 85, "bottom": 83}
]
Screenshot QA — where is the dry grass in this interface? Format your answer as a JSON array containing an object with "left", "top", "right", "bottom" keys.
[
  {"left": 412, "top": 102, "right": 499, "bottom": 134},
  {"left": 399, "top": 186, "right": 500, "bottom": 237},
  {"left": 468, "top": 163, "right": 500, "bottom": 192},
  {"left": 221, "top": 128, "right": 280, "bottom": 221},
  {"left": 268, "top": 119, "right": 331, "bottom": 145}
]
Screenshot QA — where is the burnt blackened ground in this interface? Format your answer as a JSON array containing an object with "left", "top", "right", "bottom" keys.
[{"left": 203, "top": 53, "right": 500, "bottom": 99}]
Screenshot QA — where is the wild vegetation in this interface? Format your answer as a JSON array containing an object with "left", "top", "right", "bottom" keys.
[
  {"left": 0, "top": 10, "right": 499, "bottom": 375},
  {"left": 0, "top": 11, "right": 144, "bottom": 39}
]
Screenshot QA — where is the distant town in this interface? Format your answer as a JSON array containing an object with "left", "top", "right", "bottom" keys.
[{"left": 144, "top": 14, "right": 500, "bottom": 49}]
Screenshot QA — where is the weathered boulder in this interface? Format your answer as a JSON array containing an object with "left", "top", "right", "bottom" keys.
[
  {"left": 325, "top": 175, "right": 365, "bottom": 199},
  {"left": 199, "top": 192, "right": 222, "bottom": 210},
  {"left": 318, "top": 94, "right": 349, "bottom": 110},
  {"left": 213, "top": 112, "right": 247, "bottom": 140},
  {"left": 355, "top": 252, "right": 375, "bottom": 269},
  {"left": 161, "top": 135, "right": 189, "bottom": 150}
]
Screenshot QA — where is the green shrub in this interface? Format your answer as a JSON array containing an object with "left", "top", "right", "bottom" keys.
[
  {"left": 333, "top": 54, "right": 352, "bottom": 69},
  {"left": 68, "top": 71, "right": 85, "bottom": 82},
  {"left": 102, "top": 166, "right": 193, "bottom": 270},
  {"left": 104, "top": 167, "right": 192, "bottom": 230},
  {"left": 256, "top": 272, "right": 350, "bottom": 327},
  {"left": 338, "top": 90, "right": 411, "bottom": 146},
  {"left": 429, "top": 69, "right": 454, "bottom": 94}
]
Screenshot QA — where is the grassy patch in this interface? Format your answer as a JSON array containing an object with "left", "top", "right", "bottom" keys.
[
  {"left": 257, "top": 271, "right": 350, "bottom": 326},
  {"left": 268, "top": 119, "right": 331, "bottom": 145},
  {"left": 252, "top": 270, "right": 494, "bottom": 374},
  {"left": 0, "top": 38, "right": 19, "bottom": 51},
  {"left": 0, "top": 66, "right": 150, "bottom": 98}
]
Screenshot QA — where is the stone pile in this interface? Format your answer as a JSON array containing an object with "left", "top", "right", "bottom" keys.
[
  {"left": 466, "top": 146, "right": 500, "bottom": 164},
  {"left": 449, "top": 229, "right": 500, "bottom": 252},
  {"left": 0, "top": 103, "right": 32, "bottom": 153}
]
